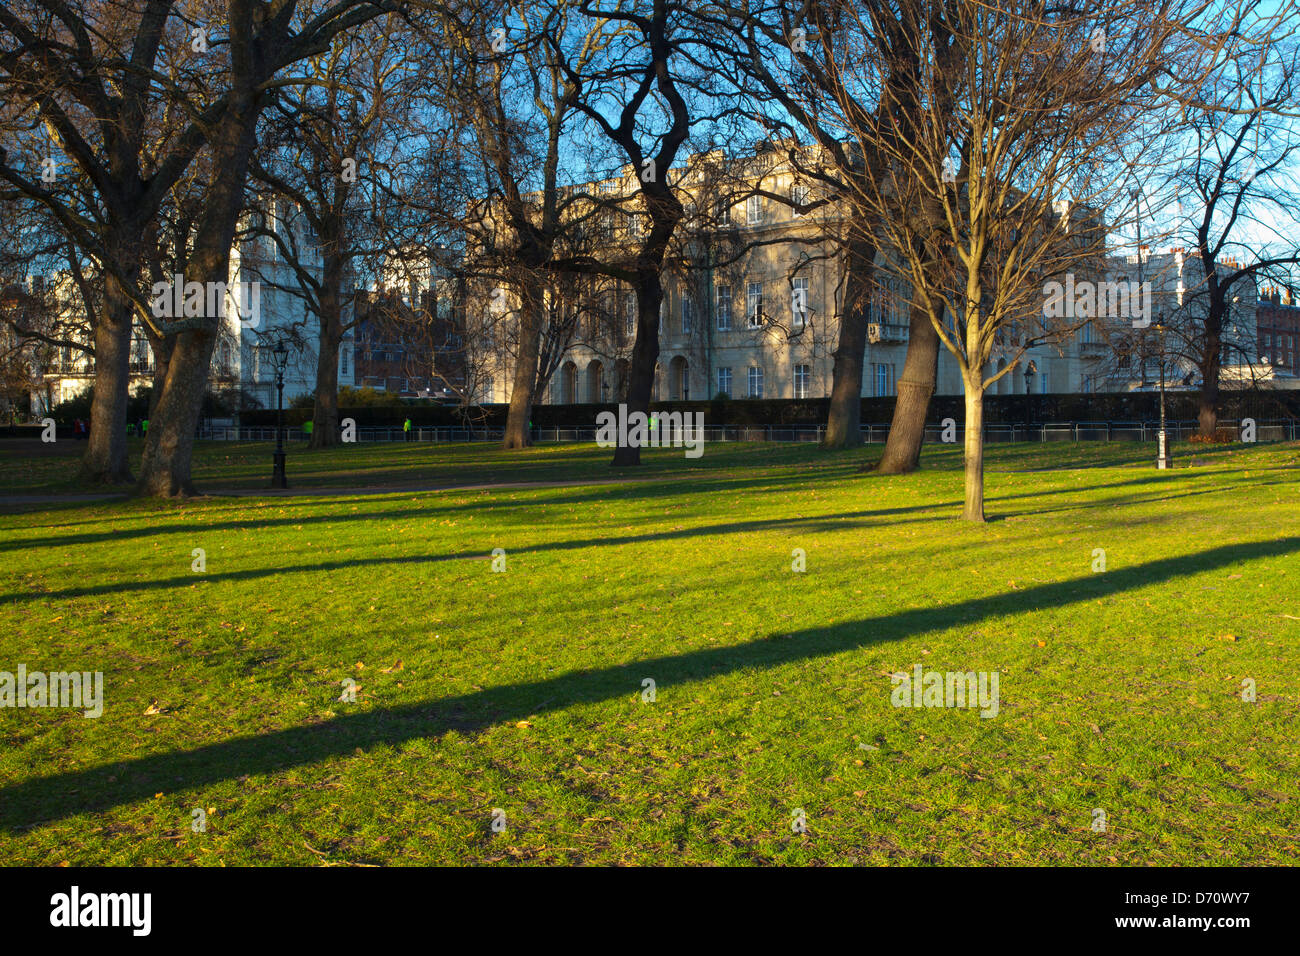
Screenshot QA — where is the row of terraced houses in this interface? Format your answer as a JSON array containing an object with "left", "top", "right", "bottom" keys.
[{"left": 5, "top": 142, "right": 1296, "bottom": 420}]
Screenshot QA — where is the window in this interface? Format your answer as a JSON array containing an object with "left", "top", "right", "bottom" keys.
[
  {"left": 681, "top": 296, "right": 693, "bottom": 335},
  {"left": 873, "top": 362, "right": 895, "bottom": 397},
  {"left": 717, "top": 367, "right": 732, "bottom": 398},
  {"left": 625, "top": 293, "right": 636, "bottom": 335},
  {"left": 341, "top": 345, "right": 349, "bottom": 376},
  {"left": 793, "top": 364, "right": 810, "bottom": 399},
  {"left": 1082, "top": 321, "right": 1095, "bottom": 344},
  {"left": 628, "top": 213, "right": 641, "bottom": 237},
  {"left": 1083, "top": 374, "right": 1096, "bottom": 394},
  {"left": 792, "top": 277, "right": 809, "bottom": 327},
  {"left": 791, "top": 183, "right": 809, "bottom": 217},
  {"left": 747, "top": 195, "right": 763, "bottom": 225},
  {"left": 747, "top": 282, "right": 763, "bottom": 327},
  {"left": 659, "top": 298, "right": 667, "bottom": 337},
  {"left": 747, "top": 365, "right": 764, "bottom": 398},
  {"left": 717, "top": 285, "right": 732, "bottom": 330},
  {"left": 1039, "top": 369, "right": 1049, "bottom": 394},
  {"left": 717, "top": 200, "right": 731, "bottom": 226}
]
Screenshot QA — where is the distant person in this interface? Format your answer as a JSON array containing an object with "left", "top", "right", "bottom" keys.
[
  {"left": 141, "top": 418, "right": 149, "bottom": 436},
  {"left": 303, "top": 420, "right": 313, "bottom": 441},
  {"left": 404, "top": 417, "right": 412, "bottom": 442},
  {"left": 126, "top": 421, "right": 135, "bottom": 437}
]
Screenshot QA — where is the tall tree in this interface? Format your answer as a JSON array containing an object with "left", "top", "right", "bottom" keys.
[
  {"left": 1160, "top": 5, "right": 1300, "bottom": 436},
  {"left": 248, "top": 16, "right": 418, "bottom": 447},
  {"left": 137, "top": 0, "right": 407, "bottom": 495},
  {"left": 864, "top": 0, "right": 1203, "bottom": 520},
  {"left": 440, "top": 0, "right": 602, "bottom": 449},
  {"left": 553, "top": 0, "right": 708, "bottom": 466},
  {"left": 0, "top": 0, "right": 219, "bottom": 483}
]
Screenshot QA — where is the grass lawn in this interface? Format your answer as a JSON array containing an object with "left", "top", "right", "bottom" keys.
[{"left": 1, "top": 438, "right": 1298, "bottom": 864}]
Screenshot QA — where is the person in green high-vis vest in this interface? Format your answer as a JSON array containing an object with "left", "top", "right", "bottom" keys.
[
  {"left": 302, "top": 420, "right": 313, "bottom": 442},
  {"left": 403, "top": 417, "right": 412, "bottom": 442}
]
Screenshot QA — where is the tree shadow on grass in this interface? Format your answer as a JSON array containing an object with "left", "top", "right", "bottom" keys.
[
  {"left": 0, "top": 466, "right": 1234, "bottom": 556},
  {"left": 2, "top": 473, "right": 1266, "bottom": 605},
  {"left": 2, "top": 534, "right": 1297, "bottom": 832},
  {"left": 2, "top": 476, "right": 1289, "bottom": 605}
]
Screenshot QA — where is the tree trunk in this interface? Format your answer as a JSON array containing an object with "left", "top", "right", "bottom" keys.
[
  {"left": 147, "top": 332, "right": 174, "bottom": 422},
  {"left": 138, "top": 102, "right": 259, "bottom": 496},
  {"left": 612, "top": 278, "right": 662, "bottom": 467},
  {"left": 311, "top": 256, "right": 344, "bottom": 448},
  {"left": 137, "top": 329, "right": 219, "bottom": 496},
  {"left": 1198, "top": 316, "right": 1222, "bottom": 438},
  {"left": 823, "top": 240, "right": 876, "bottom": 449},
  {"left": 79, "top": 245, "right": 142, "bottom": 484},
  {"left": 503, "top": 284, "right": 544, "bottom": 449},
  {"left": 962, "top": 373, "right": 985, "bottom": 523},
  {"left": 79, "top": 292, "right": 134, "bottom": 484},
  {"left": 877, "top": 301, "right": 940, "bottom": 473}
]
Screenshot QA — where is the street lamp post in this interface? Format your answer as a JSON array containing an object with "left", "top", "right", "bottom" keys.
[
  {"left": 1154, "top": 318, "right": 1172, "bottom": 469},
  {"left": 1024, "top": 360, "right": 1036, "bottom": 438},
  {"left": 268, "top": 339, "right": 289, "bottom": 489}
]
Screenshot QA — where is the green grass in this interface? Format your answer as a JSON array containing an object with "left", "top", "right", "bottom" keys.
[
  {"left": 1, "top": 439, "right": 1298, "bottom": 864},
  {"left": 0, "top": 432, "right": 1250, "bottom": 496}
]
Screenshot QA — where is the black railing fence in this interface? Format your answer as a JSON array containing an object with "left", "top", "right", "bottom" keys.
[{"left": 200, "top": 419, "right": 1297, "bottom": 444}]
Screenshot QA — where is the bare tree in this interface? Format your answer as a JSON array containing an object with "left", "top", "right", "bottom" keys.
[
  {"left": 1157, "top": 5, "right": 1300, "bottom": 436},
  {"left": 862, "top": 0, "right": 1206, "bottom": 520},
  {"left": 549, "top": 0, "right": 717, "bottom": 466},
  {"left": 437, "top": 1, "right": 604, "bottom": 449},
  {"left": 248, "top": 15, "right": 421, "bottom": 446}
]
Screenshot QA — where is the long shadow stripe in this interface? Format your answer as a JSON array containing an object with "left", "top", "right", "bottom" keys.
[{"left": 2, "top": 534, "right": 1296, "bottom": 831}]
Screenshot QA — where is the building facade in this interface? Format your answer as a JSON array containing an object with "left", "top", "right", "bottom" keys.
[
  {"left": 1257, "top": 287, "right": 1300, "bottom": 386},
  {"left": 17, "top": 200, "right": 357, "bottom": 416},
  {"left": 477, "top": 144, "right": 1100, "bottom": 408}
]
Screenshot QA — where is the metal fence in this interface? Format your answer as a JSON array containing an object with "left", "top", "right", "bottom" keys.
[{"left": 202, "top": 419, "right": 1298, "bottom": 444}]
